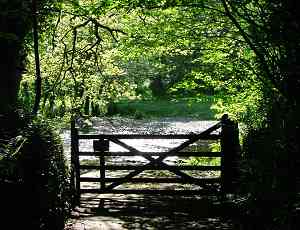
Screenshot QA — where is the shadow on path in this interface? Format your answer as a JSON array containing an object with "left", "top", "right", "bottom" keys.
[{"left": 66, "top": 194, "right": 234, "bottom": 230}]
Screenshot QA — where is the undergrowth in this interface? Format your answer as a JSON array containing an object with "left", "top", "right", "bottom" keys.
[{"left": 0, "top": 113, "right": 71, "bottom": 230}]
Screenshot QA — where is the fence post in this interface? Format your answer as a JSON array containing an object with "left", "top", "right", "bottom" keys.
[
  {"left": 71, "top": 117, "right": 80, "bottom": 206},
  {"left": 221, "top": 114, "right": 241, "bottom": 194}
]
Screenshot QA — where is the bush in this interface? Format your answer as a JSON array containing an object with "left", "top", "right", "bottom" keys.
[
  {"left": 0, "top": 115, "right": 71, "bottom": 230},
  {"left": 234, "top": 127, "right": 296, "bottom": 230}
]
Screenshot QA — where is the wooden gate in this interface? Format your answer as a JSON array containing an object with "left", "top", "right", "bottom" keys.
[{"left": 70, "top": 114, "right": 240, "bottom": 205}]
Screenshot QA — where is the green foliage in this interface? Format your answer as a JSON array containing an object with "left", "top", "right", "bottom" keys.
[
  {"left": 17, "top": 1, "right": 264, "bottom": 127},
  {"left": 12, "top": 0, "right": 300, "bottom": 126},
  {"left": 187, "top": 156, "right": 220, "bottom": 166},
  {"left": 112, "top": 3, "right": 266, "bottom": 127},
  {"left": 19, "top": 2, "right": 138, "bottom": 117},
  {"left": 21, "top": 117, "right": 71, "bottom": 229},
  {"left": 0, "top": 116, "right": 71, "bottom": 230},
  {"left": 0, "top": 136, "right": 26, "bottom": 181}
]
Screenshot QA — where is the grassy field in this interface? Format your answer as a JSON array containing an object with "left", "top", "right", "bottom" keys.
[{"left": 110, "top": 97, "right": 216, "bottom": 120}]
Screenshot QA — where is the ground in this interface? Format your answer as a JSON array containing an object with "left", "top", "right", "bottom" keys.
[{"left": 65, "top": 193, "right": 234, "bottom": 230}]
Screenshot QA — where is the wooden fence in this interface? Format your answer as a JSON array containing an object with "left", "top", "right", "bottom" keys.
[{"left": 70, "top": 114, "right": 240, "bottom": 205}]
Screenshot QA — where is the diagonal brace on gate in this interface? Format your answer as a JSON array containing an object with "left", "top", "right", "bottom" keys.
[
  {"left": 108, "top": 139, "right": 196, "bottom": 189},
  {"left": 104, "top": 122, "right": 221, "bottom": 191}
]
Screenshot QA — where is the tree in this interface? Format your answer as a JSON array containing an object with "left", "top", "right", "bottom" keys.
[
  {"left": 0, "top": 0, "right": 63, "bottom": 115},
  {"left": 218, "top": 1, "right": 300, "bottom": 227}
]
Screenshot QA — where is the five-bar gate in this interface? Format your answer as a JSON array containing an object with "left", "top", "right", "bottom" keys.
[{"left": 70, "top": 114, "right": 240, "bottom": 205}]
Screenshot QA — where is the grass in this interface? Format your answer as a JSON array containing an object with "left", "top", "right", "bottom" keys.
[
  {"left": 111, "top": 97, "right": 216, "bottom": 120},
  {"left": 183, "top": 140, "right": 222, "bottom": 166}
]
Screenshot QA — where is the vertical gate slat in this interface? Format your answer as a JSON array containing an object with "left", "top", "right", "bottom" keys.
[
  {"left": 100, "top": 153, "right": 105, "bottom": 190},
  {"left": 93, "top": 139, "right": 109, "bottom": 191}
]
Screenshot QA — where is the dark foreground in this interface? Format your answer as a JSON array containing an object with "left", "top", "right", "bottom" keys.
[{"left": 65, "top": 193, "right": 236, "bottom": 230}]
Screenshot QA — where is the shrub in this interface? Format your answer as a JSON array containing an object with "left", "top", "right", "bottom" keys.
[
  {"left": 235, "top": 127, "right": 296, "bottom": 230},
  {"left": 0, "top": 115, "right": 71, "bottom": 230}
]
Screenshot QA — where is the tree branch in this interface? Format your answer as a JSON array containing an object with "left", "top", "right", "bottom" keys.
[{"left": 220, "top": 0, "right": 281, "bottom": 95}]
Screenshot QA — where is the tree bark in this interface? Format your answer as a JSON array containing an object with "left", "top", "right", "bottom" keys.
[
  {"left": 0, "top": 3, "right": 29, "bottom": 115},
  {"left": 0, "top": 38, "right": 22, "bottom": 114}
]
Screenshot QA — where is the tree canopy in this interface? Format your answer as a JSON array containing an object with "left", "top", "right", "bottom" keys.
[{"left": 0, "top": 0, "right": 297, "bottom": 132}]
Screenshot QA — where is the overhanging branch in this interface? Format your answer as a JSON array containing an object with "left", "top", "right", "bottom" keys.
[{"left": 220, "top": 0, "right": 283, "bottom": 96}]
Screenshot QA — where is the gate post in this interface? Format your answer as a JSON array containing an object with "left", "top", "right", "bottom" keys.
[
  {"left": 220, "top": 114, "right": 241, "bottom": 194},
  {"left": 71, "top": 118, "right": 80, "bottom": 206}
]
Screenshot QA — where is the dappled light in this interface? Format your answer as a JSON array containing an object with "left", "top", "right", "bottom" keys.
[{"left": 66, "top": 194, "right": 233, "bottom": 230}]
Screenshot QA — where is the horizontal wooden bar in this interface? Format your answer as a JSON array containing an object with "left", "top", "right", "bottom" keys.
[
  {"left": 80, "top": 189, "right": 220, "bottom": 195},
  {"left": 80, "top": 165, "right": 221, "bottom": 171},
  {"left": 78, "top": 151, "right": 222, "bottom": 157},
  {"left": 80, "top": 177, "right": 221, "bottom": 184},
  {"left": 77, "top": 134, "right": 221, "bottom": 140}
]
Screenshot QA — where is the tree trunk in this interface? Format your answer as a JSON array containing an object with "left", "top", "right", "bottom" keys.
[
  {"left": 0, "top": 38, "right": 22, "bottom": 114},
  {"left": 0, "top": 3, "right": 29, "bottom": 115}
]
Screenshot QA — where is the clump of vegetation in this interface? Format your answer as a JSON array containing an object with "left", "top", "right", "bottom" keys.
[
  {"left": 232, "top": 124, "right": 297, "bottom": 229},
  {"left": 182, "top": 141, "right": 221, "bottom": 167},
  {"left": 0, "top": 114, "right": 71, "bottom": 230}
]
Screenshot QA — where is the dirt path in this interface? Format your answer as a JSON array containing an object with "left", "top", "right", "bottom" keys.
[{"left": 63, "top": 117, "right": 233, "bottom": 230}]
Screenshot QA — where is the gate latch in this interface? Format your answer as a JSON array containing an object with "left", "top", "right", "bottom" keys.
[{"left": 93, "top": 139, "right": 109, "bottom": 152}]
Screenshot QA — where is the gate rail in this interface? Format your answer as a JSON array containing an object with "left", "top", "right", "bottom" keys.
[{"left": 70, "top": 114, "right": 240, "bottom": 205}]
